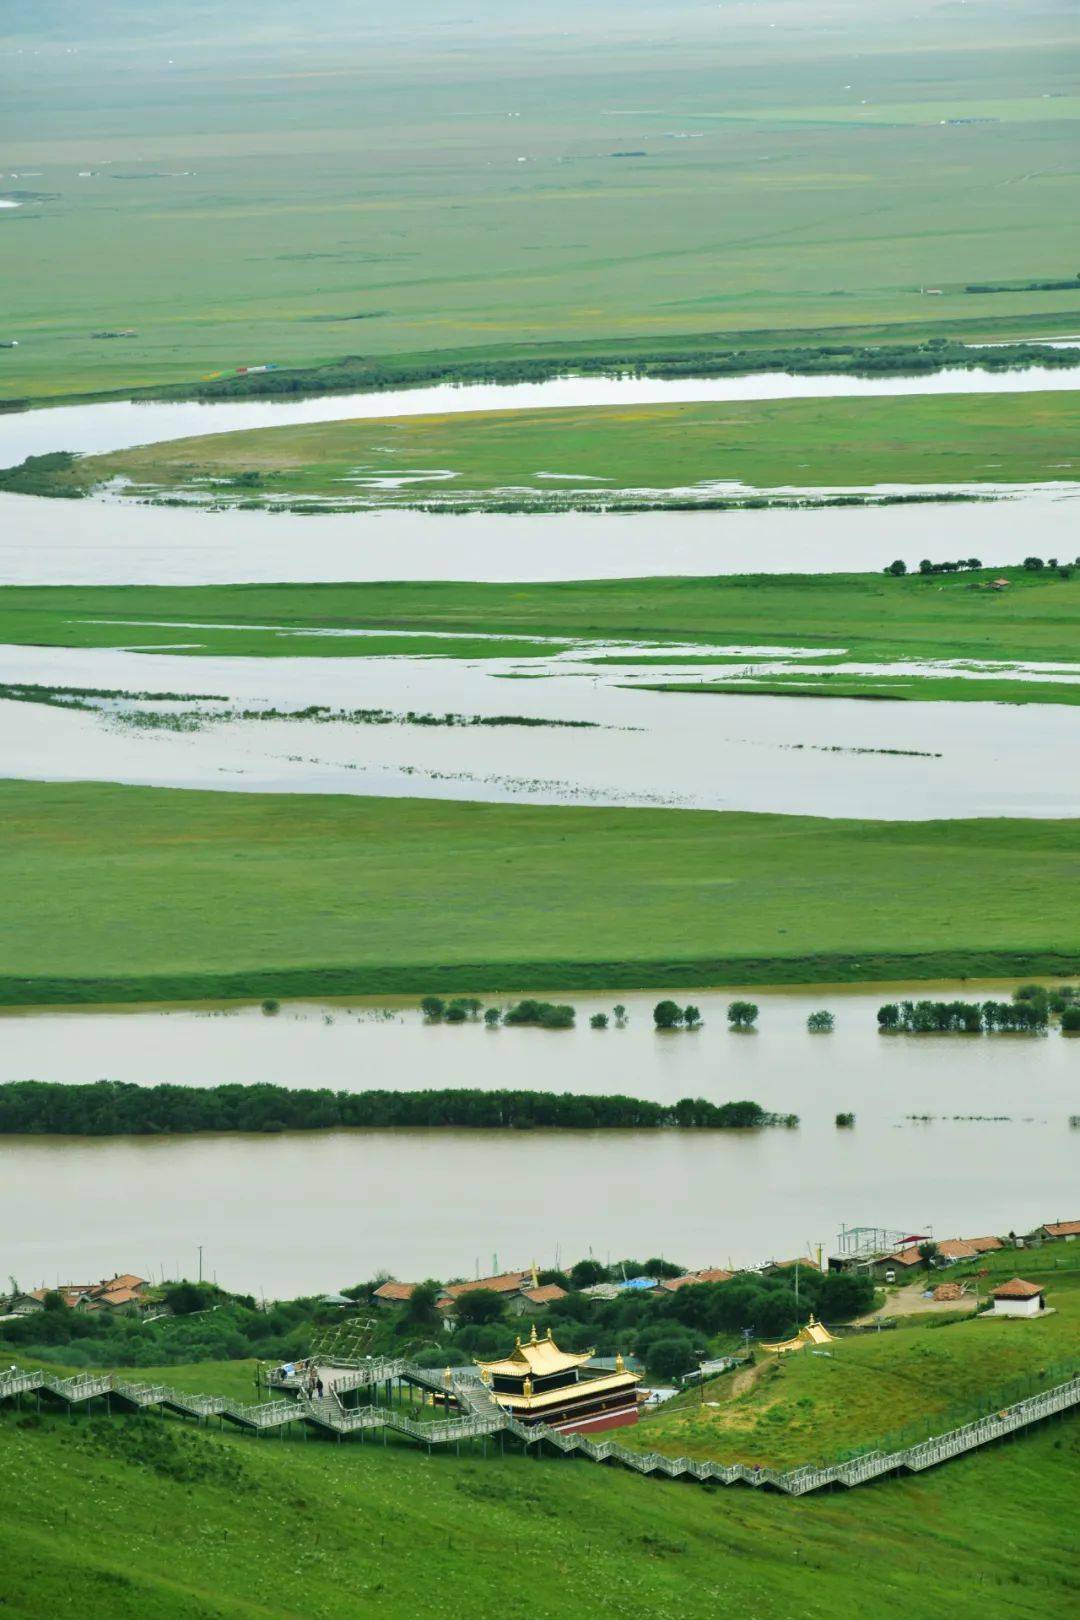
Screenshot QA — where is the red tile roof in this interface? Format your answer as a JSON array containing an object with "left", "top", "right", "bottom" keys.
[
  {"left": 520, "top": 1284, "right": 567, "bottom": 1305},
  {"left": 1042, "top": 1220, "right": 1080, "bottom": 1238},
  {"left": 887, "top": 1248, "right": 924, "bottom": 1267},
  {"left": 660, "top": 1269, "right": 736, "bottom": 1293},
  {"left": 935, "top": 1240, "right": 979, "bottom": 1261},
  {"left": 97, "top": 1287, "right": 141, "bottom": 1307},
  {"left": 443, "top": 1271, "right": 530, "bottom": 1299},
  {"left": 373, "top": 1281, "right": 416, "bottom": 1303},
  {"left": 992, "top": 1278, "right": 1044, "bottom": 1300},
  {"left": 962, "top": 1236, "right": 1003, "bottom": 1253}
]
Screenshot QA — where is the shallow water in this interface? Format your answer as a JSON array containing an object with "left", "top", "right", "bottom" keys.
[
  {"left": 3, "top": 486, "right": 1079, "bottom": 587},
  {"left": 3, "top": 365, "right": 1078, "bottom": 466},
  {"left": 3, "top": 641, "right": 1078, "bottom": 817},
  {"left": 2, "top": 978, "right": 1074, "bottom": 1292}
]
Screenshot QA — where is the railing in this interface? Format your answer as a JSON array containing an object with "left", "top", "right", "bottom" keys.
[{"left": 2, "top": 1361, "right": 1077, "bottom": 1496}]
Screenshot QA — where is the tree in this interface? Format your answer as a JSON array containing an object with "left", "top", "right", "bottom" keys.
[
  {"left": 261, "top": 998, "right": 279, "bottom": 1016},
  {"left": 41, "top": 1289, "right": 65, "bottom": 1312},
  {"left": 1023, "top": 556, "right": 1044, "bottom": 571},
  {"left": 569, "top": 1258, "right": 608, "bottom": 1289},
  {"left": 727, "top": 1000, "right": 758, "bottom": 1031},
  {"left": 613, "top": 1005, "right": 627, "bottom": 1026},
  {"left": 807, "top": 1010, "right": 834, "bottom": 1033},
  {"left": 646, "top": 1335, "right": 699, "bottom": 1382},
  {"left": 404, "top": 1280, "right": 442, "bottom": 1329},
  {"left": 877, "top": 1003, "right": 900, "bottom": 1030},
  {"left": 817, "top": 1271, "right": 874, "bottom": 1319},
  {"left": 885, "top": 559, "right": 907, "bottom": 576},
  {"left": 917, "top": 1241, "right": 939, "bottom": 1272},
  {"left": 443, "top": 1002, "right": 467, "bottom": 1024},
  {"left": 683, "top": 1005, "right": 703, "bottom": 1029},
  {"left": 835, "top": 1111, "right": 855, "bottom": 1128},
  {"left": 590, "top": 1012, "right": 608, "bottom": 1029},
  {"left": 1062, "top": 1006, "right": 1080, "bottom": 1032},
  {"left": 452, "top": 1288, "right": 505, "bottom": 1326},
  {"left": 420, "top": 996, "right": 445, "bottom": 1020},
  {"left": 918, "top": 558, "right": 933, "bottom": 575},
  {"left": 483, "top": 1007, "right": 502, "bottom": 1028},
  {"left": 653, "top": 1000, "right": 684, "bottom": 1030}
]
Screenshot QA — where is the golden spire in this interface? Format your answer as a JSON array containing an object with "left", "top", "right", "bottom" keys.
[
  {"left": 531, "top": 1259, "right": 539, "bottom": 1288},
  {"left": 529, "top": 1322, "right": 539, "bottom": 1344},
  {"left": 546, "top": 1328, "right": 554, "bottom": 1341},
  {"left": 615, "top": 1351, "right": 625, "bottom": 1373},
  {"left": 523, "top": 1375, "right": 533, "bottom": 1398},
  {"left": 515, "top": 1335, "right": 522, "bottom": 1349}
]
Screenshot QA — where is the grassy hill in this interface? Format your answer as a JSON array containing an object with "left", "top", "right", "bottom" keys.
[
  {"left": 1, "top": 1400, "right": 1077, "bottom": 1618},
  {"left": 625, "top": 1248, "right": 1080, "bottom": 1467}
]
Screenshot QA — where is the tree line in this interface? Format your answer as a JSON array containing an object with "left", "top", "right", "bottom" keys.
[{"left": 0, "top": 1081, "right": 794, "bottom": 1136}]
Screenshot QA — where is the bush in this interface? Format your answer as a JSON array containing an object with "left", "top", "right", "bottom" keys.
[
  {"left": 835, "top": 1112, "right": 855, "bottom": 1128},
  {"left": 260, "top": 998, "right": 279, "bottom": 1016},
  {"left": 420, "top": 996, "right": 445, "bottom": 1020},
  {"left": 1061, "top": 1006, "right": 1080, "bottom": 1032},
  {"left": 727, "top": 1000, "right": 758, "bottom": 1031},
  {"left": 590, "top": 1012, "right": 608, "bottom": 1030},
  {"left": 503, "top": 999, "right": 575, "bottom": 1029},
  {"left": 443, "top": 1003, "right": 467, "bottom": 1024},
  {"left": 653, "top": 1000, "right": 683, "bottom": 1030},
  {"left": 483, "top": 1007, "right": 502, "bottom": 1027},
  {"left": 808, "top": 1010, "right": 834, "bottom": 1033}
]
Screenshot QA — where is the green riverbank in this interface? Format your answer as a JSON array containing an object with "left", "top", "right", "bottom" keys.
[
  {"left": 9, "top": 390, "right": 1080, "bottom": 509},
  {"left": 2, "top": 780, "right": 1077, "bottom": 1008}
]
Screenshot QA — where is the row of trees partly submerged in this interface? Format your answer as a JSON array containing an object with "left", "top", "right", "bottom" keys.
[{"left": 0, "top": 1081, "right": 795, "bottom": 1136}]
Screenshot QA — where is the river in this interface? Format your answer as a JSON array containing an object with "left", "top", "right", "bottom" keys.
[
  {"left": 1, "top": 984, "right": 1075, "bottom": 1293},
  {"left": 3, "top": 642, "right": 1079, "bottom": 818}
]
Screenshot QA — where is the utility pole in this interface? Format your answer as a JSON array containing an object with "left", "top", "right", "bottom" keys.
[{"left": 197, "top": 1245, "right": 203, "bottom": 1284}]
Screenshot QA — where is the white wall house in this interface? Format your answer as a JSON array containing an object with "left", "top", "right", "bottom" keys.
[{"left": 991, "top": 1278, "right": 1045, "bottom": 1318}]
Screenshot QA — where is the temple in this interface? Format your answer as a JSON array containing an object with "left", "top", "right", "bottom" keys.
[{"left": 475, "top": 1325, "right": 641, "bottom": 1435}]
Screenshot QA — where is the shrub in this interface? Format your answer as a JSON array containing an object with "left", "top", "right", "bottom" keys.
[
  {"left": 260, "top": 998, "right": 279, "bottom": 1016},
  {"left": 684, "top": 1005, "right": 703, "bottom": 1029},
  {"left": 727, "top": 1000, "right": 758, "bottom": 1031},
  {"left": 419, "top": 996, "right": 445, "bottom": 1020},
  {"left": 646, "top": 1335, "right": 700, "bottom": 1382},
  {"left": 653, "top": 1000, "right": 684, "bottom": 1030},
  {"left": 503, "top": 999, "right": 576, "bottom": 1030},
  {"left": 444, "top": 1003, "right": 467, "bottom": 1024},
  {"left": 807, "top": 1010, "right": 834, "bottom": 1033},
  {"left": 590, "top": 1012, "right": 608, "bottom": 1030},
  {"left": 835, "top": 1112, "right": 855, "bottom": 1128},
  {"left": 483, "top": 1007, "right": 502, "bottom": 1028},
  {"left": 1061, "top": 1006, "right": 1080, "bottom": 1032}
]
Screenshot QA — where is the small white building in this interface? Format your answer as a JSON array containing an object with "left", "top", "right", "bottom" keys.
[{"left": 991, "top": 1278, "right": 1046, "bottom": 1318}]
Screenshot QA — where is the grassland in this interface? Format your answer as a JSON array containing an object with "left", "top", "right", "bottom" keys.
[
  {"left": 44, "top": 391, "right": 1080, "bottom": 508},
  {"left": 627, "top": 1277, "right": 1080, "bottom": 1470},
  {"left": 2, "top": 1, "right": 1079, "bottom": 402},
  {"left": 2, "top": 565, "right": 1078, "bottom": 668},
  {"left": 2, "top": 1404, "right": 1077, "bottom": 1620},
  {"left": 2, "top": 779, "right": 1079, "bottom": 1005}
]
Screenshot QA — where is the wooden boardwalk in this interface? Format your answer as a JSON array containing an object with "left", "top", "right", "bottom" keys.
[{"left": 3, "top": 1359, "right": 1078, "bottom": 1497}]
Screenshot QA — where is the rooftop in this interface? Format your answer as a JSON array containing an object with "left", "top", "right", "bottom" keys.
[
  {"left": 477, "top": 1325, "right": 593, "bottom": 1380},
  {"left": 1042, "top": 1220, "right": 1080, "bottom": 1238},
  {"left": 992, "top": 1278, "right": 1044, "bottom": 1300}
]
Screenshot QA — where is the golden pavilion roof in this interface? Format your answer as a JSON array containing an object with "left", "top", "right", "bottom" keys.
[{"left": 476, "top": 1325, "right": 594, "bottom": 1380}]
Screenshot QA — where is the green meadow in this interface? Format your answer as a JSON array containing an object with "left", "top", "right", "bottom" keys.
[
  {"left": 2, "top": 564, "right": 1077, "bottom": 668},
  {"left": 2, "top": 1, "right": 1079, "bottom": 401},
  {"left": 2, "top": 779, "right": 1079, "bottom": 1004},
  {"left": 1, "top": 1402, "right": 1076, "bottom": 1619},
  {"left": 627, "top": 1266, "right": 1080, "bottom": 1470},
  {"left": 49, "top": 390, "right": 1080, "bottom": 507}
]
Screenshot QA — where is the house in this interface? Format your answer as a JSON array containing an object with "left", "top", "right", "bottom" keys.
[
  {"left": 871, "top": 1247, "right": 923, "bottom": 1282},
  {"left": 658, "top": 1268, "right": 734, "bottom": 1293},
  {"left": 77, "top": 1275, "right": 149, "bottom": 1314},
  {"left": 990, "top": 1278, "right": 1046, "bottom": 1318},
  {"left": 509, "top": 1284, "right": 567, "bottom": 1316},
  {"left": 759, "top": 1258, "right": 821, "bottom": 1281},
  {"left": 961, "top": 1235, "right": 1003, "bottom": 1254},
  {"left": 373, "top": 1281, "right": 417, "bottom": 1309},
  {"left": 934, "top": 1240, "right": 980, "bottom": 1264},
  {"left": 440, "top": 1270, "right": 532, "bottom": 1302},
  {"left": 1032, "top": 1220, "right": 1080, "bottom": 1242}
]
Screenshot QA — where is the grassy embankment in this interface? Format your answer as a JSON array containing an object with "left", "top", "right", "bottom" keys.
[
  {"left": 2, "top": 778, "right": 1079, "bottom": 1005},
  {"left": 626, "top": 1264, "right": 1080, "bottom": 1469},
  {"left": 2, "top": 1406, "right": 1077, "bottom": 1620},
  {"left": 21, "top": 390, "right": 1080, "bottom": 509},
  {"left": 1, "top": 567, "right": 1078, "bottom": 706},
  {"left": 3, "top": 0, "right": 1079, "bottom": 403}
]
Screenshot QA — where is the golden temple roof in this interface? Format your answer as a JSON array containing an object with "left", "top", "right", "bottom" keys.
[{"left": 476, "top": 1324, "right": 594, "bottom": 1380}]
